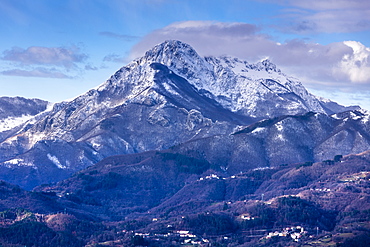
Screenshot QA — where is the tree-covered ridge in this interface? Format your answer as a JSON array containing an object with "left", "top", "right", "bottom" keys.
[{"left": 0, "top": 150, "right": 368, "bottom": 246}]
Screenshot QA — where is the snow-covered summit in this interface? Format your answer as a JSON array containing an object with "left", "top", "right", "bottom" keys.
[{"left": 105, "top": 40, "right": 327, "bottom": 118}]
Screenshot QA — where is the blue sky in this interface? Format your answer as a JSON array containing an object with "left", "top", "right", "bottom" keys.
[{"left": 1, "top": 0, "right": 370, "bottom": 109}]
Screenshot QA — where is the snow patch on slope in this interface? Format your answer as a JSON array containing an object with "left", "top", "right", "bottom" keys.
[
  {"left": 3, "top": 158, "right": 35, "bottom": 168},
  {"left": 47, "top": 154, "right": 66, "bottom": 169},
  {"left": 0, "top": 115, "right": 33, "bottom": 132}
]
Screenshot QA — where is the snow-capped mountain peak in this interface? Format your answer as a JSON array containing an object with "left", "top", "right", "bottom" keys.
[
  {"left": 0, "top": 40, "right": 364, "bottom": 189},
  {"left": 100, "top": 40, "right": 326, "bottom": 117}
]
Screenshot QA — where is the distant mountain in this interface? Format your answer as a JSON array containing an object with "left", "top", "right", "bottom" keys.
[
  {"left": 316, "top": 96, "right": 360, "bottom": 115},
  {"left": 0, "top": 96, "right": 50, "bottom": 134},
  {"left": 171, "top": 110, "right": 370, "bottom": 174},
  {"left": 0, "top": 40, "right": 364, "bottom": 189},
  {"left": 0, "top": 96, "right": 49, "bottom": 120}
]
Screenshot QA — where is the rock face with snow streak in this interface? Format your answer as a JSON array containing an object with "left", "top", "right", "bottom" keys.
[{"left": 0, "top": 40, "right": 366, "bottom": 189}]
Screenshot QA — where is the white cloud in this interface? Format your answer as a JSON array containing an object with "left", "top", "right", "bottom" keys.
[
  {"left": 335, "top": 41, "right": 370, "bottom": 83},
  {"left": 130, "top": 20, "right": 370, "bottom": 95},
  {"left": 129, "top": 21, "right": 267, "bottom": 60}
]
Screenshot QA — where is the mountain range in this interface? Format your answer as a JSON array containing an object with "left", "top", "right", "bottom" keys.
[
  {"left": 0, "top": 40, "right": 363, "bottom": 190},
  {"left": 0, "top": 40, "right": 370, "bottom": 246}
]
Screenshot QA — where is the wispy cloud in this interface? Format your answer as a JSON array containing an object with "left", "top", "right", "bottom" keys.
[
  {"left": 280, "top": 0, "right": 370, "bottom": 11},
  {"left": 129, "top": 21, "right": 268, "bottom": 59},
  {"left": 1, "top": 68, "right": 72, "bottom": 79},
  {"left": 84, "top": 64, "right": 98, "bottom": 71},
  {"left": 99, "top": 31, "right": 139, "bottom": 41},
  {"left": 0, "top": 45, "right": 94, "bottom": 79},
  {"left": 130, "top": 20, "right": 370, "bottom": 94},
  {"left": 103, "top": 53, "right": 127, "bottom": 63},
  {"left": 265, "top": 0, "right": 370, "bottom": 33},
  {"left": 1, "top": 45, "right": 88, "bottom": 68}
]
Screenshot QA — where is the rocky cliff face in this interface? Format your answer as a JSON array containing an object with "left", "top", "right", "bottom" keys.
[{"left": 0, "top": 40, "right": 366, "bottom": 189}]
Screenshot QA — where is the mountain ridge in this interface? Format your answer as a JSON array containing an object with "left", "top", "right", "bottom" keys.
[
  {"left": 19, "top": 147, "right": 368, "bottom": 246},
  {"left": 0, "top": 40, "right": 366, "bottom": 189}
]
